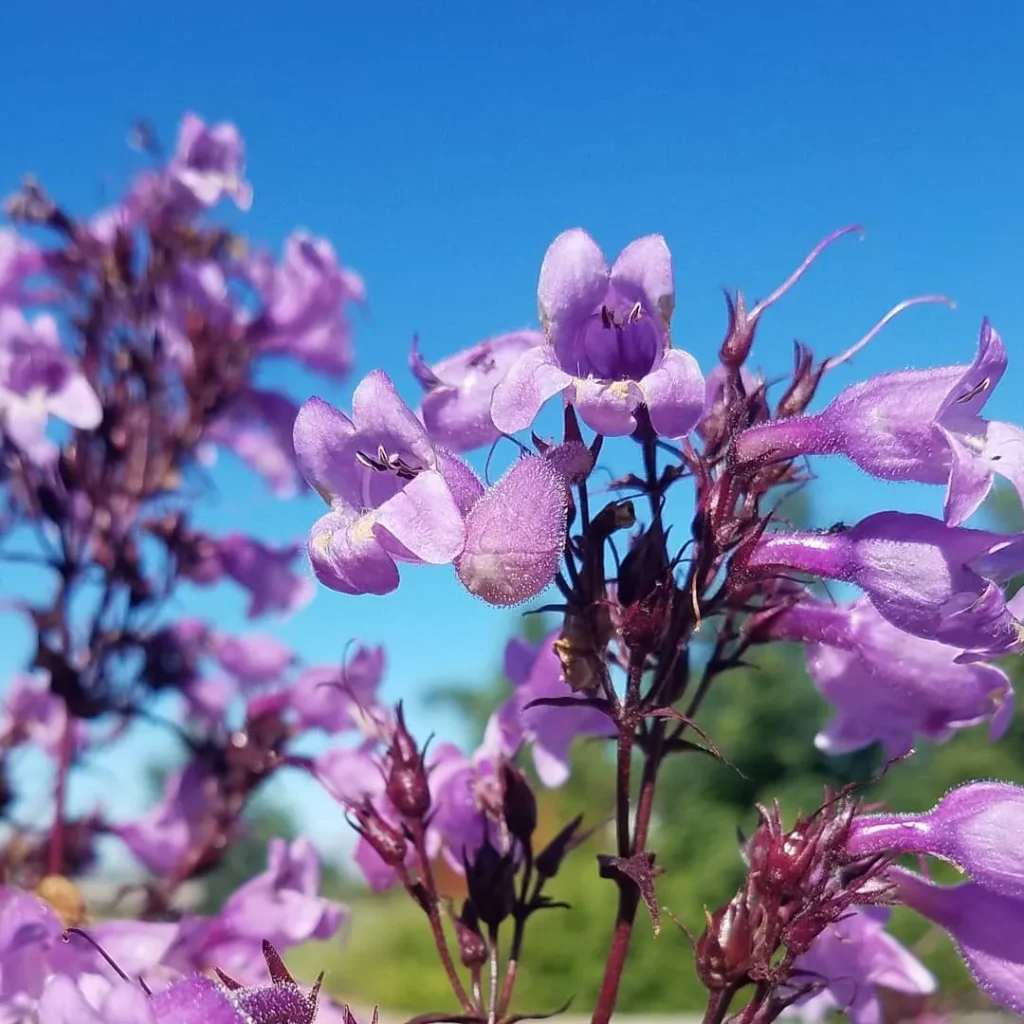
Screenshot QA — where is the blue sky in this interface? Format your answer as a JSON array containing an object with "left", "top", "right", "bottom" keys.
[{"left": 1, "top": 0, "right": 1023, "bottom": 859}]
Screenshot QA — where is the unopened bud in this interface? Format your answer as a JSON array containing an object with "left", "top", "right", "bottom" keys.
[
  {"left": 352, "top": 799, "right": 408, "bottom": 867},
  {"left": 695, "top": 895, "right": 753, "bottom": 990},
  {"left": 453, "top": 900, "right": 488, "bottom": 969},
  {"left": 535, "top": 814, "right": 586, "bottom": 879},
  {"left": 718, "top": 290, "right": 756, "bottom": 370},
  {"left": 776, "top": 342, "right": 825, "bottom": 419},
  {"left": 464, "top": 839, "right": 516, "bottom": 930},
  {"left": 501, "top": 762, "right": 537, "bottom": 844},
  {"left": 386, "top": 704, "right": 430, "bottom": 819}
]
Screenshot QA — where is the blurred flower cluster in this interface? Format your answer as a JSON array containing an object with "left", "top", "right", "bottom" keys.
[{"left": 1, "top": 114, "right": 1023, "bottom": 1024}]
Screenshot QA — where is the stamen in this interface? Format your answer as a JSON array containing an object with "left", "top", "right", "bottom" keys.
[
  {"left": 749, "top": 225, "right": 865, "bottom": 321},
  {"left": 957, "top": 378, "right": 990, "bottom": 404},
  {"left": 627, "top": 301, "right": 643, "bottom": 325},
  {"left": 600, "top": 305, "right": 614, "bottom": 330},
  {"left": 64, "top": 927, "right": 152, "bottom": 995},
  {"left": 825, "top": 294, "right": 955, "bottom": 370}
]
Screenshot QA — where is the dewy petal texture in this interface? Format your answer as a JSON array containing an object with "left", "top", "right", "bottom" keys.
[
  {"left": 295, "top": 370, "right": 476, "bottom": 595},
  {"left": 768, "top": 597, "right": 1014, "bottom": 757},
  {"left": 491, "top": 228, "right": 703, "bottom": 438},
  {"left": 456, "top": 456, "right": 568, "bottom": 606},
  {"left": 849, "top": 782, "right": 1024, "bottom": 899},
  {"left": 744, "top": 512, "right": 1024, "bottom": 657}
]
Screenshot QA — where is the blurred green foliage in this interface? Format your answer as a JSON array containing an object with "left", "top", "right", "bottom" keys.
[{"left": 284, "top": 487, "right": 1024, "bottom": 1013}]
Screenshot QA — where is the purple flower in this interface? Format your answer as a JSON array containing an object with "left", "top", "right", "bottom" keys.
[
  {"left": 742, "top": 512, "right": 1024, "bottom": 657},
  {"left": 767, "top": 597, "right": 1014, "bottom": 757},
  {"left": 212, "top": 633, "right": 295, "bottom": 689},
  {"left": 202, "top": 388, "right": 303, "bottom": 498},
  {"left": 216, "top": 534, "right": 314, "bottom": 618},
  {"left": 153, "top": 261, "right": 239, "bottom": 371},
  {"left": 191, "top": 838, "right": 344, "bottom": 983},
  {"left": 848, "top": 782, "right": 1024, "bottom": 900},
  {"left": 291, "top": 646, "right": 385, "bottom": 733},
  {"left": 491, "top": 229, "right": 704, "bottom": 437},
  {"left": 889, "top": 866, "right": 1024, "bottom": 1015},
  {"left": 455, "top": 455, "right": 568, "bottom": 607},
  {"left": 0, "top": 308, "right": 102, "bottom": 463},
  {"left": 497, "top": 631, "right": 613, "bottom": 786},
  {"left": 113, "top": 763, "right": 213, "bottom": 875},
  {"left": 294, "top": 372, "right": 479, "bottom": 596},
  {"left": 38, "top": 975, "right": 156, "bottom": 1023},
  {"left": 169, "top": 112, "right": 252, "bottom": 212},
  {"left": 411, "top": 330, "right": 543, "bottom": 451},
  {"left": 251, "top": 232, "right": 364, "bottom": 377},
  {"left": 0, "top": 229, "right": 43, "bottom": 305},
  {"left": 734, "top": 320, "right": 1024, "bottom": 526},
  {"left": 0, "top": 886, "right": 62, "bottom": 1009},
  {"left": 0, "top": 673, "right": 84, "bottom": 759},
  {"left": 787, "top": 907, "right": 935, "bottom": 1024}
]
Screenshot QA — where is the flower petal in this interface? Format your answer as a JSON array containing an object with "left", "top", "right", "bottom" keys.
[
  {"left": 537, "top": 228, "right": 609, "bottom": 335},
  {"left": 572, "top": 377, "right": 643, "bottom": 435},
  {"left": 308, "top": 507, "right": 399, "bottom": 595},
  {"left": 456, "top": 456, "right": 568, "bottom": 606},
  {"left": 490, "top": 346, "right": 572, "bottom": 434},
  {"left": 293, "top": 396, "right": 357, "bottom": 504},
  {"left": 351, "top": 369, "right": 435, "bottom": 468},
  {"left": 374, "top": 468, "right": 466, "bottom": 564},
  {"left": 610, "top": 234, "right": 674, "bottom": 324},
  {"left": 640, "top": 348, "right": 705, "bottom": 438},
  {"left": 941, "top": 424, "right": 994, "bottom": 526},
  {"left": 435, "top": 446, "right": 485, "bottom": 515}
]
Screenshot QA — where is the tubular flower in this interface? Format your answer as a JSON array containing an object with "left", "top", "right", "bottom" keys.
[
  {"left": 411, "top": 330, "right": 543, "bottom": 451},
  {"left": 491, "top": 229, "right": 704, "bottom": 437},
  {"left": 294, "top": 371, "right": 481, "bottom": 596},
  {"left": 734, "top": 319, "right": 1024, "bottom": 526},
  {"left": 741, "top": 512, "right": 1024, "bottom": 658},
  {"left": 767, "top": 597, "right": 1014, "bottom": 757}
]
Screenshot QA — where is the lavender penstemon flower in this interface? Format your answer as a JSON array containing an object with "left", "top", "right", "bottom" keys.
[{"left": 5, "top": 106, "right": 1024, "bottom": 1024}]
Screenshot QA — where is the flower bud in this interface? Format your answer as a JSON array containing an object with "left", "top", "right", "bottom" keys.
[
  {"left": 718, "top": 290, "right": 757, "bottom": 370},
  {"left": 776, "top": 342, "right": 826, "bottom": 419},
  {"left": 386, "top": 703, "right": 431, "bottom": 819},
  {"left": 464, "top": 838, "right": 516, "bottom": 930},
  {"left": 501, "top": 762, "right": 537, "bottom": 844},
  {"left": 535, "top": 814, "right": 586, "bottom": 879},
  {"left": 351, "top": 799, "right": 408, "bottom": 867},
  {"left": 453, "top": 900, "right": 488, "bottom": 970},
  {"left": 695, "top": 894, "right": 753, "bottom": 989}
]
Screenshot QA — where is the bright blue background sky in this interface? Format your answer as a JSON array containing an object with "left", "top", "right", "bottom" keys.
[{"left": 1, "top": 0, "right": 1023, "bottom": 862}]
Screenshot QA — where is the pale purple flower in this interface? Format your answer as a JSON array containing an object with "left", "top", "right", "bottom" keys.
[
  {"left": 491, "top": 229, "right": 704, "bottom": 437},
  {"left": 767, "top": 597, "right": 1014, "bottom": 757},
  {"left": 411, "top": 330, "right": 543, "bottom": 451},
  {"left": 0, "top": 887, "right": 62, "bottom": 1010},
  {"left": 0, "top": 673, "right": 84, "bottom": 759},
  {"left": 38, "top": 975, "right": 155, "bottom": 1024},
  {"left": 890, "top": 866, "right": 1024, "bottom": 1015},
  {"left": 153, "top": 261, "right": 238, "bottom": 370},
  {"left": 189, "top": 838, "right": 344, "bottom": 984},
  {"left": 202, "top": 388, "right": 303, "bottom": 498},
  {"left": 291, "top": 646, "right": 385, "bottom": 734},
  {"left": 168, "top": 113, "right": 252, "bottom": 212},
  {"left": 0, "top": 229, "right": 43, "bottom": 305},
  {"left": 212, "top": 633, "right": 294, "bottom": 689},
  {"left": 216, "top": 534, "right": 314, "bottom": 618},
  {"left": 294, "top": 372, "right": 479, "bottom": 596},
  {"left": 251, "top": 232, "right": 364, "bottom": 377},
  {"left": 497, "top": 631, "right": 613, "bottom": 786},
  {"left": 848, "top": 782, "right": 1024, "bottom": 900},
  {"left": 454, "top": 455, "right": 568, "bottom": 607},
  {"left": 786, "top": 907, "right": 935, "bottom": 1024},
  {"left": 742, "top": 512, "right": 1024, "bottom": 658},
  {"left": 734, "top": 320, "right": 1024, "bottom": 526},
  {"left": 0, "top": 307, "right": 102, "bottom": 463},
  {"left": 113, "top": 763, "right": 213, "bottom": 875}
]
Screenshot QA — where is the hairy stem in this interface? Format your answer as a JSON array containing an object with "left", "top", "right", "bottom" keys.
[{"left": 411, "top": 826, "right": 475, "bottom": 1014}]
